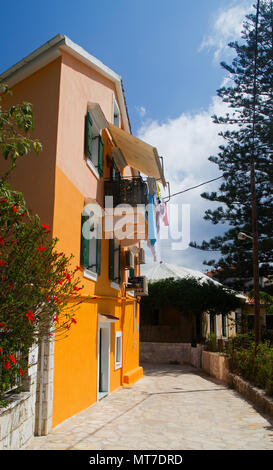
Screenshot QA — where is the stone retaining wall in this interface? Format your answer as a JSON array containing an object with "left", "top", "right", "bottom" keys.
[
  {"left": 201, "top": 351, "right": 231, "bottom": 384},
  {"left": 229, "top": 374, "right": 273, "bottom": 420},
  {"left": 201, "top": 351, "right": 273, "bottom": 420},
  {"left": 140, "top": 342, "right": 204, "bottom": 368},
  {"left": 0, "top": 346, "right": 38, "bottom": 450}
]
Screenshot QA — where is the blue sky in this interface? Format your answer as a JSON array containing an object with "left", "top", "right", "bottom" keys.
[
  {"left": 1, "top": 0, "right": 239, "bottom": 130},
  {"left": 0, "top": 0, "right": 254, "bottom": 271}
]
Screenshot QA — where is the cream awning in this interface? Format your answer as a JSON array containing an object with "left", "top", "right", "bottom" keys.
[{"left": 108, "top": 123, "right": 166, "bottom": 187}]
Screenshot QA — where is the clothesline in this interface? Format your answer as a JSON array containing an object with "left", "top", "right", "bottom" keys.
[{"left": 161, "top": 175, "right": 223, "bottom": 201}]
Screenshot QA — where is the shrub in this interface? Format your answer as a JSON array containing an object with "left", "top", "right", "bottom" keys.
[
  {"left": 0, "top": 182, "right": 83, "bottom": 403},
  {"left": 230, "top": 341, "right": 273, "bottom": 396},
  {"left": 206, "top": 333, "right": 217, "bottom": 352}
]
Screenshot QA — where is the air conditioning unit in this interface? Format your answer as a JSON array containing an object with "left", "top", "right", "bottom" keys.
[
  {"left": 126, "top": 276, "right": 148, "bottom": 296},
  {"left": 136, "top": 248, "right": 145, "bottom": 265},
  {"left": 123, "top": 250, "right": 134, "bottom": 270}
]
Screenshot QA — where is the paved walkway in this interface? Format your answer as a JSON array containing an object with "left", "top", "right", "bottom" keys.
[{"left": 27, "top": 364, "right": 273, "bottom": 450}]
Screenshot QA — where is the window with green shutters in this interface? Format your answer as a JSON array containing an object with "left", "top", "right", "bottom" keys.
[
  {"left": 109, "top": 239, "right": 121, "bottom": 284},
  {"left": 80, "top": 214, "right": 102, "bottom": 275},
  {"left": 85, "top": 111, "right": 104, "bottom": 178}
]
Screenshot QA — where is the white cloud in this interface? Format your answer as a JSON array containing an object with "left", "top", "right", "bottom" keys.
[
  {"left": 137, "top": 96, "right": 231, "bottom": 272},
  {"left": 135, "top": 105, "right": 147, "bottom": 118},
  {"left": 199, "top": 1, "right": 253, "bottom": 63}
]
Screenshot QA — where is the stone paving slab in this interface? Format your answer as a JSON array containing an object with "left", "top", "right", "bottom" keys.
[{"left": 27, "top": 364, "right": 273, "bottom": 450}]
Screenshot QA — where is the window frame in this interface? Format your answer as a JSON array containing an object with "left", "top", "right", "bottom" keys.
[
  {"left": 109, "top": 238, "right": 121, "bottom": 287},
  {"left": 115, "top": 331, "right": 122, "bottom": 370},
  {"left": 221, "top": 314, "right": 228, "bottom": 338},
  {"left": 81, "top": 211, "right": 102, "bottom": 281},
  {"left": 113, "top": 96, "right": 121, "bottom": 128},
  {"left": 85, "top": 110, "right": 104, "bottom": 179}
]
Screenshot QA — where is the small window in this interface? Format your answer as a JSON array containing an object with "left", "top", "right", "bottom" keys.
[
  {"left": 113, "top": 97, "right": 121, "bottom": 128},
  {"left": 81, "top": 212, "right": 101, "bottom": 277},
  {"left": 115, "top": 332, "right": 122, "bottom": 369},
  {"left": 109, "top": 239, "right": 121, "bottom": 285},
  {"left": 210, "top": 315, "right": 216, "bottom": 335},
  {"left": 85, "top": 111, "right": 104, "bottom": 177},
  {"left": 222, "top": 314, "right": 228, "bottom": 338}
]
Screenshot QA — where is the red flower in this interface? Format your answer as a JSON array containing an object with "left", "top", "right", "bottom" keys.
[
  {"left": 0, "top": 199, "right": 7, "bottom": 203},
  {"left": 54, "top": 315, "right": 59, "bottom": 324},
  {"left": 0, "top": 260, "right": 5, "bottom": 266},
  {"left": 76, "top": 266, "right": 81, "bottom": 271},
  {"left": 19, "top": 368, "right": 23, "bottom": 376},
  {"left": 73, "top": 286, "right": 80, "bottom": 291},
  {"left": 46, "top": 294, "right": 50, "bottom": 302},
  {"left": 36, "top": 246, "right": 47, "bottom": 251},
  {"left": 0, "top": 348, "right": 3, "bottom": 354},
  {"left": 4, "top": 360, "right": 10, "bottom": 370},
  {"left": 26, "top": 310, "right": 35, "bottom": 323},
  {"left": 8, "top": 353, "right": 16, "bottom": 364},
  {"left": 0, "top": 322, "right": 6, "bottom": 330},
  {"left": 12, "top": 205, "right": 19, "bottom": 213},
  {"left": 0, "top": 237, "right": 5, "bottom": 246},
  {"left": 42, "top": 223, "right": 52, "bottom": 233},
  {"left": 65, "top": 273, "right": 72, "bottom": 283},
  {"left": 71, "top": 318, "right": 77, "bottom": 324}
]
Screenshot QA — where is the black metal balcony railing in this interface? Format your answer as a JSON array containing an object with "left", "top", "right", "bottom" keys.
[{"left": 104, "top": 177, "right": 148, "bottom": 207}]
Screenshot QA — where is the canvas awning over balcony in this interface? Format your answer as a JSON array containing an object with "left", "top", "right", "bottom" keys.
[
  {"left": 85, "top": 103, "right": 166, "bottom": 187},
  {"left": 108, "top": 123, "right": 166, "bottom": 187}
]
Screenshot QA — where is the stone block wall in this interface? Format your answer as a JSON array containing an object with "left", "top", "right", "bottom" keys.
[
  {"left": 0, "top": 346, "right": 38, "bottom": 450},
  {"left": 140, "top": 342, "right": 204, "bottom": 368}
]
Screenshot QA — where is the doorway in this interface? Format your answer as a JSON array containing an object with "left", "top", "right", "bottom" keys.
[{"left": 97, "top": 323, "right": 110, "bottom": 401}]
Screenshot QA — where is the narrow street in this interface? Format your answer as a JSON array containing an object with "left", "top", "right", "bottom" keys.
[{"left": 27, "top": 364, "right": 273, "bottom": 450}]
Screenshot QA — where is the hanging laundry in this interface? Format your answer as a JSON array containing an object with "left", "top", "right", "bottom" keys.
[
  {"left": 162, "top": 202, "right": 169, "bottom": 226},
  {"left": 147, "top": 177, "right": 157, "bottom": 195},
  {"left": 147, "top": 193, "right": 156, "bottom": 246},
  {"left": 157, "top": 183, "right": 161, "bottom": 199}
]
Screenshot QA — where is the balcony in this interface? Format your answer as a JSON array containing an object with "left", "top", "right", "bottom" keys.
[{"left": 104, "top": 177, "right": 148, "bottom": 208}]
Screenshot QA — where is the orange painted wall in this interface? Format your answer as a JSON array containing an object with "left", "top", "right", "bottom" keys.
[
  {"left": 0, "top": 58, "right": 62, "bottom": 228},
  {"left": 52, "top": 165, "right": 141, "bottom": 427}
]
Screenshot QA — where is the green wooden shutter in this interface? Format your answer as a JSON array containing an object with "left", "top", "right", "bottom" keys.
[
  {"left": 96, "top": 238, "right": 101, "bottom": 275},
  {"left": 80, "top": 214, "right": 89, "bottom": 268},
  {"left": 85, "top": 112, "right": 92, "bottom": 160},
  {"left": 98, "top": 135, "right": 104, "bottom": 176},
  {"left": 109, "top": 239, "right": 114, "bottom": 281}
]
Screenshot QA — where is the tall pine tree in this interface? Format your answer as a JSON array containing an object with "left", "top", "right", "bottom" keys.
[{"left": 191, "top": 0, "right": 273, "bottom": 291}]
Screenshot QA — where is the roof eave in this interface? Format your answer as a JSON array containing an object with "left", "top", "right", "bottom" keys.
[{"left": 0, "top": 34, "right": 131, "bottom": 133}]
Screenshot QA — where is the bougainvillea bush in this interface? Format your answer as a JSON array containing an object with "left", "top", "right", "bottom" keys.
[{"left": 0, "top": 181, "right": 83, "bottom": 400}]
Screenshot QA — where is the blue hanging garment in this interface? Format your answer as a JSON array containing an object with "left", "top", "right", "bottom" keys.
[{"left": 148, "top": 193, "right": 157, "bottom": 246}]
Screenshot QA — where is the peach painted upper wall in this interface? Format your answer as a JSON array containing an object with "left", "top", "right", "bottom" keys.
[{"left": 56, "top": 51, "right": 130, "bottom": 202}]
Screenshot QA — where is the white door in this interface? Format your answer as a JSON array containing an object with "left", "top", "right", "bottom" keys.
[{"left": 97, "top": 323, "right": 110, "bottom": 400}]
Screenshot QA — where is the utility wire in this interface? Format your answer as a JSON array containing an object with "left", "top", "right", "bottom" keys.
[{"left": 162, "top": 175, "right": 223, "bottom": 201}]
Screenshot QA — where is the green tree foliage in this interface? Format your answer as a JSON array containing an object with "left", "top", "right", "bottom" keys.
[
  {"left": 141, "top": 277, "right": 241, "bottom": 317},
  {"left": 0, "top": 84, "right": 42, "bottom": 180},
  {"left": 191, "top": 1, "right": 273, "bottom": 287}
]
